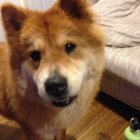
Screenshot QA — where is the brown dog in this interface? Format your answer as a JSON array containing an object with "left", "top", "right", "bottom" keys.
[{"left": 0, "top": 0, "right": 104, "bottom": 139}]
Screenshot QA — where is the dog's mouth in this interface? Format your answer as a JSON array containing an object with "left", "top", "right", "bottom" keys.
[{"left": 52, "top": 96, "right": 76, "bottom": 107}]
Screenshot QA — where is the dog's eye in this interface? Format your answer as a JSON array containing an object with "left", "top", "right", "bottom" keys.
[
  {"left": 30, "top": 51, "right": 41, "bottom": 61},
  {"left": 65, "top": 43, "right": 77, "bottom": 54}
]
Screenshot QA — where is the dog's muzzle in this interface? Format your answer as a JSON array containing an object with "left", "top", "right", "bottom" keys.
[{"left": 45, "top": 73, "right": 76, "bottom": 107}]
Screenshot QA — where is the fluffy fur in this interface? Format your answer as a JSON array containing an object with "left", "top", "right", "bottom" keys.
[{"left": 0, "top": 0, "right": 104, "bottom": 140}]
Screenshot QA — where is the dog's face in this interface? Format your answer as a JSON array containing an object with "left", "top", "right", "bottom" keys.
[{"left": 1, "top": 0, "right": 104, "bottom": 108}]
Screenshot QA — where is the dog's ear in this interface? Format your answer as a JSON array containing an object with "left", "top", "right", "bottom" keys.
[
  {"left": 59, "top": 0, "right": 93, "bottom": 21},
  {"left": 1, "top": 4, "right": 27, "bottom": 35}
]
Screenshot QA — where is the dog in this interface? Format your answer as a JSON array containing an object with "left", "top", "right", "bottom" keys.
[{"left": 0, "top": 0, "right": 104, "bottom": 139}]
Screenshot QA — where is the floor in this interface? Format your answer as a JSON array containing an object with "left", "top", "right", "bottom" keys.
[{"left": 0, "top": 92, "right": 139, "bottom": 140}]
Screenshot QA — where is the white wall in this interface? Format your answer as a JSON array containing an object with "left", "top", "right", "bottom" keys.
[
  {"left": 0, "top": 18, "right": 5, "bottom": 41},
  {"left": 0, "top": 0, "right": 25, "bottom": 6},
  {"left": 25, "top": 0, "right": 56, "bottom": 11}
]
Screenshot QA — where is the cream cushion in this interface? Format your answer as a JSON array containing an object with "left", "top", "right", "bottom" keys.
[{"left": 105, "top": 46, "right": 140, "bottom": 88}]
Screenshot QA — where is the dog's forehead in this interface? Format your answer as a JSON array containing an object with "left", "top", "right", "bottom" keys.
[
  {"left": 21, "top": 10, "right": 79, "bottom": 48},
  {"left": 29, "top": 8, "right": 74, "bottom": 32}
]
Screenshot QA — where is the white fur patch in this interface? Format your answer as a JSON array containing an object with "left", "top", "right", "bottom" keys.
[
  {"left": 33, "top": 66, "right": 50, "bottom": 100},
  {"left": 59, "top": 59, "right": 87, "bottom": 97}
]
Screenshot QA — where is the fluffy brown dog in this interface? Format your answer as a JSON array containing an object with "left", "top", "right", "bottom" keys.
[{"left": 0, "top": 0, "right": 104, "bottom": 139}]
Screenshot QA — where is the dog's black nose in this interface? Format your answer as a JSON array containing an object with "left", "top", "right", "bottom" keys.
[{"left": 45, "top": 74, "right": 68, "bottom": 98}]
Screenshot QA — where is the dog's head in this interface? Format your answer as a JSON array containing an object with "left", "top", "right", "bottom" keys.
[{"left": 1, "top": 0, "right": 104, "bottom": 108}]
